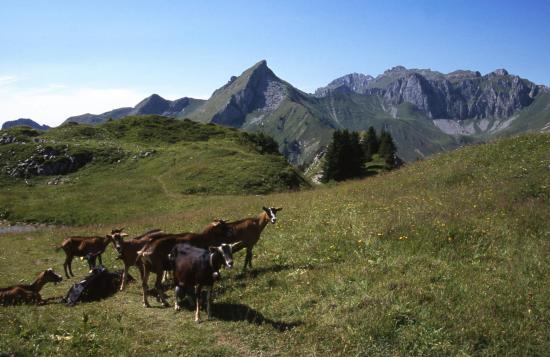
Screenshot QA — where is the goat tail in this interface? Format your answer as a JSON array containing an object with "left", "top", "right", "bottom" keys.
[{"left": 54, "top": 245, "right": 63, "bottom": 252}]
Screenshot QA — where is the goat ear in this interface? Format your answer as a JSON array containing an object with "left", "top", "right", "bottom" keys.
[
  {"left": 208, "top": 246, "right": 217, "bottom": 253},
  {"left": 106, "top": 234, "right": 113, "bottom": 239},
  {"left": 262, "top": 206, "right": 268, "bottom": 212},
  {"left": 275, "top": 207, "right": 283, "bottom": 211}
]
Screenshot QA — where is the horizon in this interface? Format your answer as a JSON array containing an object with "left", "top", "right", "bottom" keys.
[{"left": 1, "top": 0, "right": 549, "bottom": 127}]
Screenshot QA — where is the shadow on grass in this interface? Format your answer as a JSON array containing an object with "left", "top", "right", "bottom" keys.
[
  {"left": 211, "top": 302, "right": 302, "bottom": 331},
  {"left": 234, "top": 263, "right": 296, "bottom": 280}
]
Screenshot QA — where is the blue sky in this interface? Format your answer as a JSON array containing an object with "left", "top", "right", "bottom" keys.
[{"left": 1, "top": 0, "right": 549, "bottom": 127}]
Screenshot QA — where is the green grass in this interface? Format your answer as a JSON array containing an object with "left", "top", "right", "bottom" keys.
[
  {"left": 1, "top": 133, "right": 549, "bottom": 355},
  {"left": 0, "top": 116, "right": 307, "bottom": 225}
]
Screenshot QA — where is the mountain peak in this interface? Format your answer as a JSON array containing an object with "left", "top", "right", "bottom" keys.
[
  {"left": 246, "top": 59, "right": 273, "bottom": 77},
  {"left": 385, "top": 65, "right": 408, "bottom": 73},
  {"left": 315, "top": 72, "right": 374, "bottom": 97},
  {"left": 490, "top": 68, "right": 509, "bottom": 76}
]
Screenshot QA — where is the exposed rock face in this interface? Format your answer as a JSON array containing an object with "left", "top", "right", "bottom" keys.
[
  {"left": 314, "top": 73, "right": 373, "bottom": 97},
  {"left": 4, "top": 145, "right": 93, "bottom": 178},
  {"left": 2, "top": 119, "right": 50, "bottom": 131},
  {"left": 317, "top": 67, "right": 541, "bottom": 120},
  {"left": 209, "top": 60, "right": 288, "bottom": 127}
]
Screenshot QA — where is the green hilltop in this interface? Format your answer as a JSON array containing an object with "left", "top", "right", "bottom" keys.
[{"left": 0, "top": 115, "right": 307, "bottom": 225}]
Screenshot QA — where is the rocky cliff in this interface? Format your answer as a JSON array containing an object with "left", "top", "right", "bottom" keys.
[{"left": 317, "top": 66, "right": 542, "bottom": 120}]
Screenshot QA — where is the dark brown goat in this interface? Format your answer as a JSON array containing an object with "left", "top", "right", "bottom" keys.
[
  {"left": 136, "top": 221, "right": 234, "bottom": 308},
  {"left": 221, "top": 207, "right": 282, "bottom": 270},
  {"left": 57, "top": 228, "right": 128, "bottom": 278},
  {"left": 0, "top": 268, "right": 63, "bottom": 305},
  {"left": 170, "top": 242, "right": 242, "bottom": 322},
  {"left": 112, "top": 229, "right": 165, "bottom": 290}
]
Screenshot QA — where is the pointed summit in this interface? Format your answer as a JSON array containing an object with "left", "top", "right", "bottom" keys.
[
  {"left": 132, "top": 94, "right": 170, "bottom": 115},
  {"left": 190, "top": 60, "right": 292, "bottom": 127}
]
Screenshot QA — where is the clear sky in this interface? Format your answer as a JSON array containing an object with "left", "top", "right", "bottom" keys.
[{"left": 1, "top": 0, "right": 549, "bottom": 127}]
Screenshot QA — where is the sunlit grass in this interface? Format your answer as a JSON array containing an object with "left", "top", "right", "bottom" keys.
[{"left": 1, "top": 133, "right": 549, "bottom": 355}]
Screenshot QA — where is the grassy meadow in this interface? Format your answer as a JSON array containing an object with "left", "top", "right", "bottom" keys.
[{"left": 0, "top": 133, "right": 549, "bottom": 356}]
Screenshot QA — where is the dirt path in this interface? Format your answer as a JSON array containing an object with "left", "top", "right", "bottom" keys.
[{"left": 153, "top": 175, "right": 180, "bottom": 200}]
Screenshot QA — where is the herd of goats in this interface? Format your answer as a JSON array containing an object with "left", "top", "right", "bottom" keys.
[{"left": 0, "top": 206, "right": 282, "bottom": 322}]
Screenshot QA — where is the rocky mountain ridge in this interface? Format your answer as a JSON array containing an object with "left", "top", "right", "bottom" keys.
[
  {"left": 20, "top": 61, "right": 549, "bottom": 167},
  {"left": 63, "top": 94, "right": 204, "bottom": 124},
  {"left": 316, "top": 66, "right": 543, "bottom": 120}
]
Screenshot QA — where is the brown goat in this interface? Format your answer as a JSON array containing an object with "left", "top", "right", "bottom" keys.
[
  {"left": 57, "top": 228, "right": 128, "bottom": 278},
  {"left": 221, "top": 207, "right": 282, "bottom": 270},
  {"left": 112, "top": 229, "right": 165, "bottom": 290},
  {"left": 0, "top": 268, "right": 63, "bottom": 305},
  {"left": 136, "top": 221, "right": 234, "bottom": 308}
]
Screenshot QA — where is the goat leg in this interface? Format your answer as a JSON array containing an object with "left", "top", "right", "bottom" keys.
[
  {"left": 206, "top": 287, "right": 212, "bottom": 320},
  {"left": 244, "top": 248, "right": 253, "bottom": 271},
  {"left": 194, "top": 285, "right": 201, "bottom": 323},
  {"left": 68, "top": 257, "right": 75, "bottom": 277},
  {"left": 174, "top": 285, "right": 182, "bottom": 311},
  {"left": 120, "top": 265, "right": 128, "bottom": 291},
  {"left": 141, "top": 269, "right": 151, "bottom": 308},
  {"left": 63, "top": 258, "right": 70, "bottom": 279},
  {"left": 155, "top": 272, "right": 169, "bottom": 307}
]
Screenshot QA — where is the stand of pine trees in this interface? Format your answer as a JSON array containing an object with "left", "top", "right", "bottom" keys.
[{"left": 322, "top": 127, "right": 399, "bottom": 182}]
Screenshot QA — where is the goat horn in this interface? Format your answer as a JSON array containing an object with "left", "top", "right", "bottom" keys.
[{"left": 230, "top": 241, "right": 245, "bottom": 252}]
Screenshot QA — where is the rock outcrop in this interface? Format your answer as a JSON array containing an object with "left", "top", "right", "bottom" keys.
[{"left": 4, "top": 145, "right": 93, "bottom": 178}]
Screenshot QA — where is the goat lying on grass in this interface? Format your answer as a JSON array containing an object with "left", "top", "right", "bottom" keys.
[
  {"left": 136, "top": 220, "right": 234, "bottom": 308},
  {"left": 57, "top": 228, "right": 128, "bottom": 278},
  {"left": 170, "top": 242, "right": 242, "bottom": 322},
  {"left": 0, "top": 269, "right": 63, "bottom": 305}
]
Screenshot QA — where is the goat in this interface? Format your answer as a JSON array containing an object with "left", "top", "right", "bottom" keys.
[
  {"left": 170, "top": 242, "right": 242, "bottom": 322},
  {"left": 57, "top": 228, "right": 128, "bottom": 278},
  {"left": 136, "top": 220, "right": 234, "bottom": 308},
  {"left": 112, "top": 229, "right": 165, "bottom": 290},
  {"left": 0, "top": 268, "right": 63, "bottom": 305},
  {"left": 221, "top": 207, "right": 282, "bottom": 270}
]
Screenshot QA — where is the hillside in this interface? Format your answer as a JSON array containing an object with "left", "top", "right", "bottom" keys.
[
  {"left": 0, "top": 116, "right": 307, "bottom": 224},
  {"left": 0, "top": 133, "right": 548, "bottom": 355},
  {"left": 54, "top": 62, "right": 550, "bottom": 168}
]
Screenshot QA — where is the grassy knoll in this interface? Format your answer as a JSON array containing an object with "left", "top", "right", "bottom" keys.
[
  {"left": 1, "top": 133, "right": 549, "bottom": 356},
  {"left": 0, "top": 116, "right": 306, "bottom": 225}
]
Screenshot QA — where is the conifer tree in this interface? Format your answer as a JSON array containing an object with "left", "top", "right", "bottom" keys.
[
  {"left": 361, "top": 126, "right": 379, "bottom": 161},
  {"left": 322, "top": 129, "right": 365, "bottom": 182},
  {"left": 378, "top": 130, "right": 397, "bottom": 168}
]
